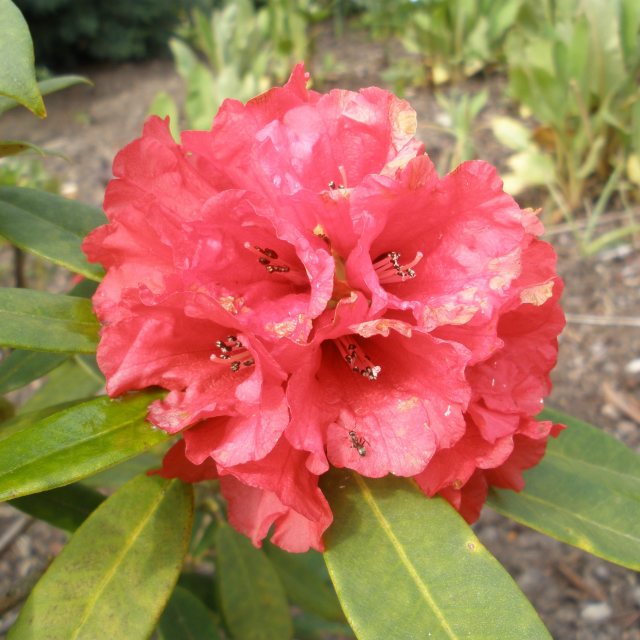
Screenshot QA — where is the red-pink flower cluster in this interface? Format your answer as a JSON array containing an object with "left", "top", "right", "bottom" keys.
[{"left": 83, "top": 66, "right": 565, "bottom": 552}]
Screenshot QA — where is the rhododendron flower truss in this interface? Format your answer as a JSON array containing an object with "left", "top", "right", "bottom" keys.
[{"left": 83, "top": 64, "right": 565, "bottom": 554}]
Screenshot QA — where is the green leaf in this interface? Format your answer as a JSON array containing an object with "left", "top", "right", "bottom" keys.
[
  {"left": 177, "top": 572, "right": 218, "bottom": 612},
  {"left": 0, "top": 288, "right": 99, "bottom": 353},
  {"left": 17, "top": 356, "right": 104, "bottom": 414},
  {"left": 0, "top": 187, "right": 106, "bottom": 280},
  {"left": 157, "top": 585, "right": 222, "bottom": 640},
  {"left": 0, "top": 391, "right": 168, "bottom": 501},
  {"left": 0, "top": 0, "right": 45, "bottom": 117},
  {"left": 292, "top": 611, "right": 355, "bottom": 640},
  {"left": 8, "top": 474, "right": 193, "bottom": 640},
  {"left": 322, "top": 471, "right": 551, "bottom": 639},
  {"left": 10, "top": 482, "right": 105, "bottom": 531},
  {"left": 0, "top": 140, "right": 48, "bottom": 158},
  {"left": 149, "top": 92, "right": 180, "bottom": 141},
  {"left": 487, "top": 408, "right": 640, "bottom": 571},
  {"left": 0, "top": 349, "right": 67, "bottom": 394},
  {"left": 264, "top": 543, "right": 344, "bottom": 622},
  {"left": 215, "top": 523, "right": 293, "bottom": 640},
  {"left": 82, "top": 448, "right": 166, "bottom": 490},
  {"left": 0, "top": 75, "right": 90, "bottom": 115}
]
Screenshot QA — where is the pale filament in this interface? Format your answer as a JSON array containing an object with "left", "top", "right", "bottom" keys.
[{"left": 373, "top": 250, "right": 423, "bottom": 284}]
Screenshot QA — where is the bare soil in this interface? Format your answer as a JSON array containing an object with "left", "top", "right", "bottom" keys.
[{"left": 1, "top": 24, "right": 639, "bottom": 640}]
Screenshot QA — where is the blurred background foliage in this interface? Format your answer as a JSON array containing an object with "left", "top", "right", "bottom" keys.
[{"left": 7, "top": 0, "right": 640, "bottom": 252}]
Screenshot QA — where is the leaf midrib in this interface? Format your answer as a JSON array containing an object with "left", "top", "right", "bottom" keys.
[
  {"left": 69, "top": 483, "right": 170, "bottom": 639},
  {"left": 355, "top": 475, "right": 458, "bottom": 640},
  {"left": 492, "top": 490, "right": 640, "bottom": 544},
  {"left": 0, "top": 413, "right": 155, "bottom": 487},
  {"left": 547, "top": 448, "right": 640, "bottom": 485}
]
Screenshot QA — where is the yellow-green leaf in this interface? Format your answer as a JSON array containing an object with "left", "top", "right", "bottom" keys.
[
  {"left": 0, "top": 391, "right": 167, "bottom": 500},
  {"left": 0, "top": 0, "right": 45, "bottom": 117},
  {"left": 323, "top": 471, "right": 551, "bottom": 639},
  {"left": 0, "top": 288, "right": 99, "bottom": 353},
  {"left": 487, "top": 407, "right": 640, "bottom": 571},
  {"left": 8, "top": 474, "right": 193, "bottom": 640}
]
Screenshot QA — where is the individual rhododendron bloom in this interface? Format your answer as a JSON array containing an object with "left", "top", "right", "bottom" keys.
[{"left": 83, "top": 65, "right": 565, "bottom": 553}]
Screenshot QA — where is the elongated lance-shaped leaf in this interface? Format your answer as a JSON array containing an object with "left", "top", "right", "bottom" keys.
[
  {"left": 0, "top": 187, "right": 106, "bottom": 280},
  {"left": 0, "top": 75, "right": 90, "bottom": 115},
  {"left": 157, "top": 586, "right": 222, "bottom": 640},
  {"left": 0, "top": 0, "right": 45, "bottom": 117},
  {"left": 17, "top": 356, "right": 104, "bottom": 414},
  {"left": 0, "top": 391, "right": 167, "bottom": 501},
  {"left": 215, "top": 522, "right": 293, "bottom": 640},
  {"left": 264, "top": 543, "right": 345, "bottom": 622},
  {"left": 322, "top": 471, "right": 551, "bottom": 640},
  {"left": 487, "top": 407, "right": 640, "bottom": 571},
  {"left": 10, "top": 483, "right": 105, "bottom": 532},
  {"left": 0, "top": 288, "right": 99, "bottom": 353},
  {"left": 8, "top": 474, "right": 193, "bottom": 640},
  {"left": 0, "top": 350, "right": 67, "bottom": 394}
]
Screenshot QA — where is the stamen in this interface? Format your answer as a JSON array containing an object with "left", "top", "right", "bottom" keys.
[
  {"left": 211, "top": 335, "right": 255, "bottom": 372},
  {"left": 244, "top": 242, "right": 290, "bottom": 274},
  {"left": 335, "top": 336, "right": 381, "bottom": 381},
  {"left": 373, "top": 250, "right": 423, "bottom": 284}
]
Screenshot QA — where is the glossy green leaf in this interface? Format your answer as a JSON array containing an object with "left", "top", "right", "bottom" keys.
[
  {"left": 0, "top": 391, "right": 168, "bottom": 501},
  {"left": 17, "top": 356, "right": 104, "bottom": 414},
  {"left": 157, "top": 586, "right": 222, "bottom": 640},
  {"left": 265, "top": 543, "right": 344, "bottom": 622},
  {"left": 8, "top": 474, "right": 193, "bottom": 640},
  {"left": 0, "top": 288, "right": 99, "bottom": 353},
  {"left": 10, "top": 482, "right": 105, "bottom": 531},
  {"left": 0, "top": 187, "right": 106, "bottom": 280},
  {"left": 487, "top": 407, "right": 640, "bottom": 571},
  {"left": 215, "top": 523, "right": 293, "bottom": 640},
  {"left": 82, "top": 449, "right": 166, "bottom": 490},
  {"left": 0, "top": 74, "right": 90, "bottom": 115},
  {"left": 0, "top": 349, "right": 66, "bottom": 394},
  {"left": 323, "top": 471, "right": 551, "bottom": 640},
  {"left": 0, "top": 0, "right": 45, "bottom": 117}
]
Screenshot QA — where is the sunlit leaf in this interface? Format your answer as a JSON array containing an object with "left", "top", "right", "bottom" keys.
[
  {"left": 0, "top": 0, "right": 45, "bottom": 117},
  {"left": 323, "top": 471, "right": 551, "bottom": 639},
  {"left": 8, "top": 474, "right": 193, "bottom": 640},
  {"left": 0, "top": 288, "right": 99, "bottom": 353},
  {"left": 0, "top": 391, "right": 167, "bottom": 500},
  {"left": 488, "top": 408, "right": 640, "bottom": 571}
]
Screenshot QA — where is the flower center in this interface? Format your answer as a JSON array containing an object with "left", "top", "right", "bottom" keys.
[
  {"left": 243, "top": 242, "right": 291, "bottom": 274},
  {"left": 211, "top": 335, "right": 255, "bottom": 372},
  {"left": 335, "top": 336, "right": 381, "bottom": 381},
  {"left": 373, "top": 250, "right": 423, "bottom": 284}
]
